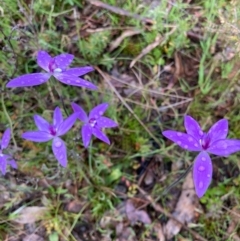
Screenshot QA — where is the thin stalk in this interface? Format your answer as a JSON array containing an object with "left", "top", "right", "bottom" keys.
[
  {"left": 158, "top": 163, "right": 193, "bottom": 199},
  {"left": 46, "top": 79, "right": 55, "bottom": 103},
  {"left": 88, "top": 140, "right": 93, "bottom": 174},
  {"left": 1, "top": 86, "right": 18, "bottom": 148},
  {"left": 51, "top": 80, "right": 69, "bottom": 116}
]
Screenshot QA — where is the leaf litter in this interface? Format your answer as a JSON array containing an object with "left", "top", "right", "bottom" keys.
[
  {"left": 1, "top": 0, "right": 240, "bottom": 240},
  {"left": 164, "top": 172, "right": 200, "bottom": 239}
]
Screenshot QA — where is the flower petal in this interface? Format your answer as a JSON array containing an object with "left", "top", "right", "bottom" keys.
[
  {"left": 162, "top": 130, "right": 202, "bottom": 151},
  {"left": 89, "top": 103, "right": 109, "bottom": 119},
  {"left": 6, "top": 73, "right": 50, "bottom": 88},
  {"left": 34, "top": 115, "right": 50, "bottom": 132},
  {"left": 81, "top": 125, "right": 92, "bottom": 148},
  {"left": 71, "top": 103, "right": 88, "bottom": 122},
  {"left": 1, "top": 128, "right": 11, "bottom": 150},
  {"left": 54, "top": 73, "right": 97, "bottom": 90},
  {"left": 57, "top": 113, "right": 78, "bottom": 136},
  {"left": 193, "top": 151, "right": 212, "bottom": 198},
  {"left": 184, "top": 115, "right": 203, "bottom": 140},
  {"left": 8, "top": 159, "right": 17, "bottom": 169},
  {"left": 52, "top": 137, "right": 67, "bottom": 167},
  {"left": 0, "top": 156, "right": 7, "bottom": 175},
  {"left": 92, "top": 128, "right": 110, "bottom": 145},
  {"left": 22, "top": 131, "right": 53, "bottom": 142},
  {"left": 207, "top": 119, "right": 228, "bottom": 145},
  {"left": 4, "top": 154, "right": 17, "bottom": 169},
  {"left": 53, "top": 107, "right": 63, "bottom": 127},
  {"left": 37, "top": 50, "right": 52, "bottom": 72},
  {"left": 64, "top": 66, "right": 94, "bottom": 76},
  {"left": 207, "top": 139, "right": 240, "bottom": 157},
  {"left": 54, "top": 53, "right": 74, "bottom": 70},
  {"left": 97, "top": 117, "right": 118, "bottom": 128}
]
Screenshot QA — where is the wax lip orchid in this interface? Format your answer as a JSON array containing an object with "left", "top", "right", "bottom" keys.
[
  {"left": 0, "top": 128, "right": 17, "bottom": 175},
  {"left": 71, "top": 102, "right": 118, "bottom": 148},
  {"left": 22, "top": 107, "right": 78, "bottom": 167},
  {"left": 162, "top": 115, "right": 240, "bottom": 198},
  {"left": 6, "top": 50, "right": 97, "bottom": 90}
]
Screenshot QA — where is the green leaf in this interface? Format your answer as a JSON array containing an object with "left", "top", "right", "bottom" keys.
[{"left": 49, "top": 232, "right": 59, "bottom": 241}]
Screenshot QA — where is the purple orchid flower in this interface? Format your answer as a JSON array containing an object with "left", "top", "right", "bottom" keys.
[
  {"left": 22, "top": 107, "right": 78, "bottom": 167},
  {"left": 71, "top": 102, "right": 118, "bottom": 148},
  {"left": 162, "top": 115, "right": 240, "bottom": 198},
  {"left": 0, "top": 128, "right": 17, "bottom": 175},
  {"left": 6, "top": 50, "right": 97, "bottom": 90}
]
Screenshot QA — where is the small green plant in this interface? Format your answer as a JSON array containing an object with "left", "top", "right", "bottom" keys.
[{"left": 198, "top": 35, "right": 218, "bottom": 94}]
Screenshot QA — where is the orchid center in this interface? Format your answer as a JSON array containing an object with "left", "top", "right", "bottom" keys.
[
  {"left": 200, "top": 133, "right": 211, "bottom": 150},
  {"left": 54, "top": 68, "right": 62, "bottom": 73},
  {"left": 48, "top": 60, "right": 62, "bottom": 73},
  {"left": 49, "top": 125, "right": 57, "bottom": 136},
  {"left": 89, "top": 118, "right": 97, "bottom": 127}
]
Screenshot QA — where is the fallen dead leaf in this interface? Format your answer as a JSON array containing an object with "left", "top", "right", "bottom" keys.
[
  {"left": 65, "top": 200, "right": 84, "bottom": 213},
  {"left": 116, "top": 223, "right": 137, "bottom": 241},
  {"left": 164, "top": 172, "right": 199, "bottom": 240},
  {"left": 226, "top": 206, "right": 240, "bottom": 241},
  {"left": 23, "top": 234, "right": 44, "bottom": 241},
  {"left": 0, "top": 184, "right": 10, "bottom": 208},
  {"left": 125, "top": 199, "right": 151, "bottom": 225},
  {"left": 13, "top": 206, "right": 49, "bottom": 224},
  {"left": 153, "top": 223, "right": 165, "bottom": 241}
]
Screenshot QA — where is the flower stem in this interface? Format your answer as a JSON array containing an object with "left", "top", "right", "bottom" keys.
[
  {"left": 88, "top": 140, "right": 93, "bottom": 174},
  {"left": 160, "top": 163, "right": 193, "bottom": 198},
  {"left": 53, "top": 81, "right": 69, "bottom": 116},
  {"left": 47, "top": 79, "right": 55, "bottom": 103},
  {"left": 1, "top": 86, "right": 18, "bottom": 148}
]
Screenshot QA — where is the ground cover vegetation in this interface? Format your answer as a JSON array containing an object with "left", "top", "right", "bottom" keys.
[{"left": 0, "top": 0, "right": 240, "bottom": 240}]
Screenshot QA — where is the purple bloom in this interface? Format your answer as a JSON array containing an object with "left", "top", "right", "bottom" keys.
[
  {"left": 22, "top": 107, "right": 77, "bottom": 167},
  {"left": 162, "top": 116, "right": 240, "bottom": 198},
  {"left": 0, "top": 128, "right": 17, "bottom": 175},
  {"left": 71, "top": 102, "right": 118, "bottom": 148},
  {"left": 6, "top": 50, "right": 97, "bottom": 90}
]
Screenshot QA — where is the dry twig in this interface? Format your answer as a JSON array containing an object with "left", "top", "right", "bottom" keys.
[
  {"left": 109, "top": 74, "right": 191, "bottom": 100},
  {"left": 94, "top": 66, "right": 161, "bottom": 147},
  {"left": 130, "top": 26, "right": 177, "bottom": 68},
  {"left": 86, "top": 0, "right": 154, "bottom": 25},
  {"left": 130, "top": 34, "right": 163, "bottom": 68},
  {"left": 109, "top": 29, "right": 142, "bottom": 52}
]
